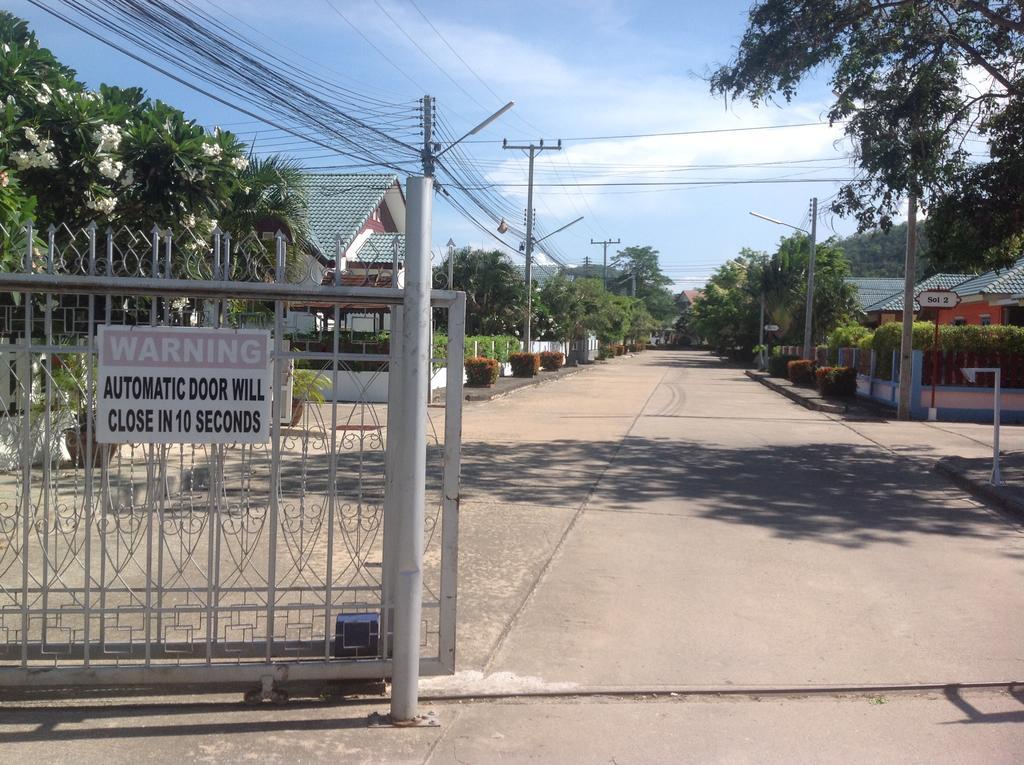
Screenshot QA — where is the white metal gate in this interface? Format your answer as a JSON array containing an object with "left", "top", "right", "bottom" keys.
[{"left": 0, "top": 218, "right": 464, "bottom": 699}]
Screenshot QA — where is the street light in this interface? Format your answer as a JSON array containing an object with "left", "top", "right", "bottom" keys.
[{"left": 749, "top": 198, "right": 818, "bottom": 360}]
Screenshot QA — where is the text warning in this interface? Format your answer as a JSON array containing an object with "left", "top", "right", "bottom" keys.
[{"left": 97, "top": 325, "right": 273, "bottom": 444}]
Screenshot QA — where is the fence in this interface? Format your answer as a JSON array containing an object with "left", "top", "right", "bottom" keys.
[
  {"left": 835, "top": 346, "right": 1024, "bottom": 422},
  {"left": 0, "top": 217, "right": 465, "bottom": 702}
]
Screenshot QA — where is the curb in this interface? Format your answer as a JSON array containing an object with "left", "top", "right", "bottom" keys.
[
  {"left": 934, "top": 456, "right": 1024, "bottom": 522},
  {"left": 744, "top": 370, "right": 846, "bottom": 415},
  {"left": 464, "top": 365, "right": 590, "bottom": 403}
]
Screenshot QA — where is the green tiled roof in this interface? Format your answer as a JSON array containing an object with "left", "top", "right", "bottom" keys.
[
  {"left": 299, "top": 173, "right": 398, "bottom": 259},
  {"left": 846, "top": 278, "right": 903, "bottom": 311},
  {"left": 353, "top": 232, "right": 405, "bottom": 263},
  {"left": 952, "top": 257, "right": 1024, "bottom": 297},
  {"left": 863, "top": 272, "right": 973, "bottom": 313}
]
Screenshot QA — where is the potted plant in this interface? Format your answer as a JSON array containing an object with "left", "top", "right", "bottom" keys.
[
  {"left": 51, "top": 351, "right": 118, "bottom": 468},
  {"left": 290, "top": 367, "right": 328, "bottom": 426}
]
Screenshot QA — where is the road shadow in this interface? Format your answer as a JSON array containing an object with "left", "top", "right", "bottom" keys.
[
  {"left": 0, "top": 698, "right": 383, "bottom": 744},
  {"left": 459, "top": 436, "right": 1018, "bottom": 548}
]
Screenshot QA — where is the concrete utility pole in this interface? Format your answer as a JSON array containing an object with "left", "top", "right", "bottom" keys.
[
  {"left": 801, "top": 197, "right": 818, "bottom": 361},
  {"left": 503, "top": 139, "right": 561, "bottom": 350},
  {"left": 590, "top": 238, "right": 620, "bottom": 289},
  {"left": 386, "top": 96, "right": 515, "bottom": 724},
  {"left": 898, "top": 194, "right": 918, "bottom": 421}
]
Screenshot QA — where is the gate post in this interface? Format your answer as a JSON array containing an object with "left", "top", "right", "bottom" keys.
[{"left": 389, "top": 176, "right": 432, "bottom": 722}]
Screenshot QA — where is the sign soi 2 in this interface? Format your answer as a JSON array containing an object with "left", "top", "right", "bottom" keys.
[
  {"left": 917, "top": 289, "right": 961, "bottom": 309},
  {"left": 97, "top": 326, "right": 273, "bottom": 444}
]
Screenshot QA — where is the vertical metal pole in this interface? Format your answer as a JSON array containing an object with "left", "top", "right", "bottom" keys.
[
  {"left": 929, "top": 312, "right": 940, "bottom": 420},
  {"left": 992, "top": 371, "right": 1002, "bottom": 485},
  {"left": 438, "top": 293, "right": 465, "bottom": 672},
  {"left": 19, "top": 220, "right": 33, "bottom": 667},
  {"left": 265, "top": 231, "right": 286, "bottom": 661},
  {"left": 758, "top": 290, "right": 766, "bottom": 371},
  {"left": 390, "top": 176, "right": 432, "bottom": 722},
  {"left": 523, "top": 147, "right": 536, "bottom": 350},
  {"left": 898, "top": 194, "right": 918, "bottom": 420},
  {"left": 801, "top": 197, "right": 818, "bottom": 360}
]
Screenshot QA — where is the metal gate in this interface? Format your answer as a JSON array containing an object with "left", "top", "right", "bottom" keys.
[{"left": 0, "top": 218, "right": 464, "bottom": 698}]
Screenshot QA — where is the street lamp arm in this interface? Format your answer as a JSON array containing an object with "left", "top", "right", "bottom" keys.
[
  {"left": 434, "top": 101, "right": 515, "bottom": 160},
  {"left": 533, "top": 216, "right": 583, "bottom": 245},
  {"left": 749, "top": 211, "right": 809, "bottom": 235}
]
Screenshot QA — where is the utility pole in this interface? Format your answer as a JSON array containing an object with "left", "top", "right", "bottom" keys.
[
  {"left": 898, "top": 193, "right": 918, "bottom": 420},
  {"left": 503, "top": 138, "right": 561, "bottom": 350},
  {"left": 801, "top": 197, "right": 818, "bottom": 361},
  {"left": 630, "top": 270, "right": 636, "bottom": 297},
  {"left": 590, "top": 238, "right": 620, "bottom": 289}
]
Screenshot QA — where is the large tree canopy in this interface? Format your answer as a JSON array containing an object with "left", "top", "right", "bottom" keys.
[
  {"left": 689, "top": 233, "right": 859, "bottom": 357},
  {"left": 711, "top": 1, "right": 1024, "bottom": 270},
  {"left": 609, "top": 245, "right": 676, "bottom": 323}
]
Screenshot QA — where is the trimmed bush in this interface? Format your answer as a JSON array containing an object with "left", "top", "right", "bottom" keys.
[
  {"left": 465, "top": 356, "right": 499, "bottom": 387},
  {"left": 539, "top": 351, "right": 565, "bottom": 371},
  {"left": 787, "top": 359, "right": 816, "bottom": 386},
  {"left": 613, "top": 344, "right": 626, "bottom": 356},
  {"left": 509, "top": 352, "right": 541, "bottom": 377},
  {"left": 815, "top": 366, "right": 857, "bottom": 397},
  {"left": 769, "top": 353, "right": 799, "bottom": 379},
  {"left": 597, "top": 346, "right": 614, "bottom": 360}
]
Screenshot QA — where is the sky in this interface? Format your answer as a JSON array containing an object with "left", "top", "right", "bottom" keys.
[{"left": 8, "top": 0, "right": 862, "bottom": 290}]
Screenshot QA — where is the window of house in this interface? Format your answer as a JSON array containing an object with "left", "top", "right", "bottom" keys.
[
  {"left": 953, "top": 317, "right": 966, "bottom": 326},
  {"left": 981, "top": 314, "right": 992, "bottom": 326}
]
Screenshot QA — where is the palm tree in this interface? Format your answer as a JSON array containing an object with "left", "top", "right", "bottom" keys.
[
  {"left": 440, "top": 248, "right": 524, "bottom": 335},
  {"left": 220, "top": 154, "right": 310, "bottom": 282}
]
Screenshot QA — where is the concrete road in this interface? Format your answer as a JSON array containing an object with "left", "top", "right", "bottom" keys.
[{"left": 3, "top": 350, "right": 1021, "bottom": 763}]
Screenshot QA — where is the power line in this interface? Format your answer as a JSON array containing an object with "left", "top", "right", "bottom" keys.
[{"left": 465, "top": 121, "right": 837, "bottom": 144}]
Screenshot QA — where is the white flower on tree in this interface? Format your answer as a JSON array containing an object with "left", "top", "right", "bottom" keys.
[
  {"left": 229, "top": 156, "right": 249, "bottom": 170},
  {"left": 120, "top": 168, "right": 134, "bottom": 187},
  {"left": 92, "top": 124, "right": 122, "bottom": 152},
  {"left": 35, "top": 92, "right": 50, "bottom": 105},
  {"left": 202, "top": 142, "right": 223, "bottom": 159},
  {"left": 86, "top": 195, "right": 117, "bottom": 215},
  {"left": 98, "top": 157, "right": 124, "bottom": 180}
]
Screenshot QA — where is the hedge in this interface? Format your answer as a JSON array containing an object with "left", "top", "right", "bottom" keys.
[
  {"left": 769, "top": 353, "right": 799, "bottom": 379},
  {"left": 815, "top": 366, "right": 856, "bottom": 397},
  {"left": 509, "top": 352, "right": 540, "bottom": 377},
  {"left": 539, "top": 351, "right": 565, "bottom": 371},
  {"left": 464, "top": 335, "right": 521, "bottom": 362},
  {"left": 787, "top": 359, "right": 816, "bottom": 386},
  {"left": 465, "top": 356, "right": 499, "bottom": 387}
]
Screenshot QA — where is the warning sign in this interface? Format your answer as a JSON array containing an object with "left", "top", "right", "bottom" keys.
[{"left": 96, "top": 325, "right": 273, "bottom": 444}]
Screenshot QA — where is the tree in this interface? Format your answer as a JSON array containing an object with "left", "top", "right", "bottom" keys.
[
  {"left": 537, "top": 273, "right": 634, "bottom": 346},
  {"left": 690, "top": 234, "right": 859, "bottom": 358},
  {"left": 438, "top": 248, "right": 524, "bottom": 335},
  {"left": 0, "top": 12, "right": 248, "bottom": 244},
  {"left": 609, "top": 245, "right": 676, "bottom": 323},
  {"left": 710, "top": 1, "right": 1024, "bottom": 269}
]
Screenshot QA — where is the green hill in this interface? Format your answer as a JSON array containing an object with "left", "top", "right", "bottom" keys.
[{"left": 837, "top": 222, "right": 930, "bottom": 279}]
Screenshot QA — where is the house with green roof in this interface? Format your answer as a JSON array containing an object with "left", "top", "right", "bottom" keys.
[
  {"left": 862, "top": 273, "right": 973, "bottom": 325},
  {"left": 284, "top": 173, "right": 407, "bottom": 333},
  {"left": 862, "top": 259, "right": 1024, "bottom": 327},
  {"left": 846, "top": 277, "right": 904, "bottom": 313}
]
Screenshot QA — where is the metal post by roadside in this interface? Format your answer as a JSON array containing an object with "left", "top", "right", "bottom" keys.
[{"left": 389, "top": 176, "right": 432, "bottom": 723}]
